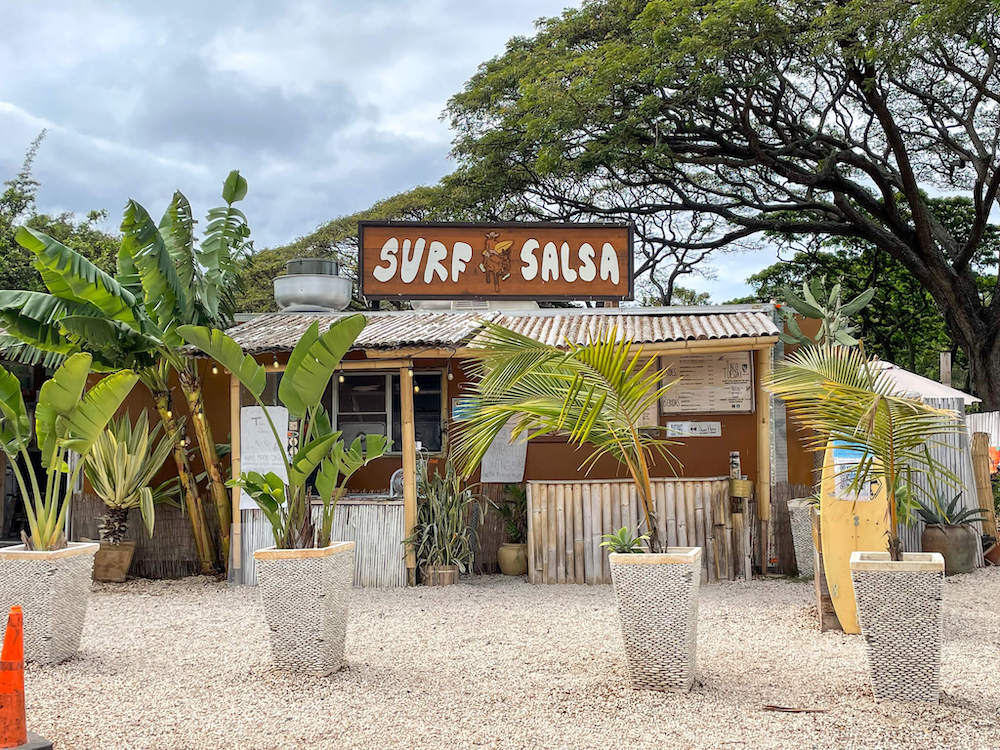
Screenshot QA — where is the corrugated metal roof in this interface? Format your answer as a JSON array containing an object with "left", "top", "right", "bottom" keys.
[
  {"left": 225, "top": 311, "right": 494, "bottom": 353},
  {"left": 489, "top": 310, "right": 779, "bottom": 346},
  {"left": 222, "top": 306, "right": 779, "bottom": 353}
]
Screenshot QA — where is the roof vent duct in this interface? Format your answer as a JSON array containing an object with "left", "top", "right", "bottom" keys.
[{"left": 274, "top": 257, "right": 352, "bottom": 312}]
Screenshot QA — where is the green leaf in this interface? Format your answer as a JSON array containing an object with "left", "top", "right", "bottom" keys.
[
  {"left": 36, "top": 352, "right": 93, "bottom": 465},
  {"left": 0, "top": 290, "right": 92, "bottom": 356},
  {"left": 16, "top": 226, "right": 141, "bottom": 330},
  {"left": 222, "top": 170, "right": 248, "bottom": 203},
  {"left": 287, "top": 432, "right": 341, "bottom": 488},
  {"left": 120, "top": 199, "right": 190, "bottom": 327},
  {"left": 158, "top": 192, "right": 196, "bottom": 292},
  {"left": 840, "top": 288, "right": 875, "bottom": 317},
  {"left": 138, "top": 486, "right": 155, "bottom": 538},
  {"left": 177, "top": 325, "right": 266, "bottom": 398},
  {"left": 0, "top": 366, "right": 30, "bottom": 454},
  {"left": 278, "top": 315, "right": 366, "bottom": 417},
  {"left": 61, "top": 369, "right": 140, "bottom": 458},
  {"left": 780, "top": 285, "right": 824, "bottom": 319}
]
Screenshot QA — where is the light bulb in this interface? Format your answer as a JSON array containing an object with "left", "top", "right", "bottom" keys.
[
  {"left": 338, "top": 374, "right": 345, "bottom": 383},
  {"left": 211, "top": 365, "right": 219, "bottom": 375},
  {"left": 406, "top": 368, "right": 413, "bottom": 377},
  {"left": 413, "top": 385, "right": 420, "bottom": 393},
  {"left": 166, "top": 410, "right": 173, "bottom": 419},
  {"left": 447, "top": 372, "right": 454, "bottom": 381}
]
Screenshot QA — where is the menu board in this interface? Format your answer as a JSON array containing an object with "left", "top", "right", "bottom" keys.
[
  {"left": 240, "top": 406, "right": 289, "bottom": 508},
  {"left": 659, "top": 352, "right": 754, "bottom": 414},
  {"left": 480, "top": 419, "right": 527, "bottom": 483}
]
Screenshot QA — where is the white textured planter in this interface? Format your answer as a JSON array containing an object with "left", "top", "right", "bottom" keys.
[
  {"left": 787, "top": 499, "right": 815, "bottom": 577},
  {"left": 0, "top": 542, "right": 98, "bottom": 664},
  {"left": 608, "top": 548, "right": 702, "bottom": 692},
  {"left": 850, "top": 551, "right": 945, "bottom": 702},
  {"left": 254, "top": 542, "right": 354, "bottom": 675}
]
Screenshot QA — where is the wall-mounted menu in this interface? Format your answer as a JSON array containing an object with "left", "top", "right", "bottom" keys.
[{"left": 659, "top": 352, "right": 754, "bottom": 414}]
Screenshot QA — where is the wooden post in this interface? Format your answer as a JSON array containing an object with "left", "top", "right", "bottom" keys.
[
  {"left": 399, "top": 364, "right": 418, "bottom": 585},
  {"left": 971, "top": 432, "right": 998, "bottom": 538},
  {"left": 755, "top": 347, "right": 772, "bottom": 573},
  {"left": 229, "top": 375, "right": 242, "bottom": 574},
  {"left": 940, "top": 351, "right": 952, "bottom": 387}
]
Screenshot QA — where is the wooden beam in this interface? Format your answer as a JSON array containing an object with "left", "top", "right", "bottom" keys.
[
  {"left": 399, "top": 364, "right": 418, "bottom": 584},
  {"left": 229, "top": 375, "right": 242, "bottom": 573},
  {"left": 971, "top": 432, "right": 998, "bottom": 538},
  {"left": 364, "top": 347, "right": 458, "bottom": 360},
  {"left": 755, "top": 347, "right": 772, "bottom": 574}
]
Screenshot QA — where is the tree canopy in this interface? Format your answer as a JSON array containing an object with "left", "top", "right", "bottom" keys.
[{"left": 446, "top": 0, "right": 1000, "bottom": 406}]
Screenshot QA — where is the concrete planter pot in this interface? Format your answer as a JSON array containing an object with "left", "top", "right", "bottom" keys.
[
  {"left": 254, "top": 542, "right": 354, "bottom": 676},
  {"left": 497, "top": 543, "right": 528, "bottom": 576},
  {"left": 920, "top": 525, "right": 978, "bottom": 575},
  {"left": 850, "top": 551, "right": 945, "bottom": 702},
  {"left": 0, "top": 542, "right": 98, "bottom": 664},
  {"left": 787, "top": 499, "right": 815, "bottom": 577},
  {"left": 608, "top": 548, "right": 702, "bottom": 692}
]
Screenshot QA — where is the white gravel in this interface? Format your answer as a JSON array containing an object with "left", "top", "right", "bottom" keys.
[{"left": 24, "top": 568, "right": 1000, "bottom": 750}]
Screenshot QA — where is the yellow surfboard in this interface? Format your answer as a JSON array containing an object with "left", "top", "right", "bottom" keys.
[{"left": 819, "top": 443, "right": 889, "bottom": 634}]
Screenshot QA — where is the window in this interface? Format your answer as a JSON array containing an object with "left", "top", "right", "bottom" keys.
[{"left": 335, "top": 371, "right": 443, "bottom": 453}]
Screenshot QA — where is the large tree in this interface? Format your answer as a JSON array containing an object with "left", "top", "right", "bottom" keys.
[{"left": 447, "top": 0, "right": 1000, "bottom": 406}]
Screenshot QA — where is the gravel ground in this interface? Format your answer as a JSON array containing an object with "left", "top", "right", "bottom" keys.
[{"left": 24, "top": 568, "right": 1000, "bottom": 750}]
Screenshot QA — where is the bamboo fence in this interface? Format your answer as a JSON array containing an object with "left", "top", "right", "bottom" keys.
[{"left": 526, "top": 477, "right": 749, "bottom": 584}]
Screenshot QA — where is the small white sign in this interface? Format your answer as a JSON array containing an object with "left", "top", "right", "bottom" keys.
[
  {"left": 480, "top": 419, "right": 527, "bottom": 483},
  {"left": 240, "top": 406, "right": 289, "bottom": 509},
  {"left": 665, "top": 421, "right": 722, "bottom": 438}
]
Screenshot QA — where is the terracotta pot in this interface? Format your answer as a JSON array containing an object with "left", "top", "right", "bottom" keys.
[
  {"left": 422, "top": 564, "right": 458, "bottom": 586},
  {"left": 92, "top": 541, "right": 136, "bottom": 583},
  {"left": 254, "top": 542, "right": 355, "bottom": 675},
  {"left": 497, "top": 543, "right": 527, "bottom": 576},
  {"left": 920, "top": 524, "right": 978, "bottom": 575}
]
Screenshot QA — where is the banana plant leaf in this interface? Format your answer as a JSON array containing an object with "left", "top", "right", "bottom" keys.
[
  {"left": 177, "top": 325, "right": 266, "bottom": 398},
  {"left": 0, "top": 366, "right": 30, "bottom": 454},
  {"left": 35, "top": 352, "right": 92, "bottom": 466},
  {"left": 278, "top": 316, "right": 366, "bottom": 417},
  {"left": 121, "top": 199, "right": 189, "bottom": 330}
]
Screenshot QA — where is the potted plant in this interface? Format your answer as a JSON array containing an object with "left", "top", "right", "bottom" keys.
[
  {"left": 82, "top": 412, "right": 177, "bottom": 582},
  {"left": 767, "top": 343, "right": 961, "bottom": 702},
  {"left": 0, "top": 353, "right": 137, "bottom": 663},
  {"left": 916, "top": 491, "right": 984, "bottom": 575},
  {"left": 451, "top": 324, "right": 696, "bottom": 691},
  {"left": 180, "top": 317, "right": 388, "bottom": 675},
  {"left": 404, "top": 457, "right": 478, "bottom": 585},
  {"left": 494, "top": 483, "right": 527, "bottom": 576}
]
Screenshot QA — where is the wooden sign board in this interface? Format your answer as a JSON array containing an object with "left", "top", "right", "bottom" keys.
[
  {"left": 359, "top": 221, "right": 633, "bottom": 300},
  {"left": 660, "top": 352, "right": 754, "bottom": 414}
]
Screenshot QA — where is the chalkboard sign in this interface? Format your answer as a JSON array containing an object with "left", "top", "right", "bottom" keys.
[
  {"left": 660, "top": 352, "right": 754, "bottom": 414},
  {"left": 480, "top": 419, "right": 527, "bottom": 483},
  {"left": 240, "top": 406, "right": 289, "bottom": 510}
]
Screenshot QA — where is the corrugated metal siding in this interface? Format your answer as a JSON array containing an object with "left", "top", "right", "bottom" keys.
[
  {"left": 492, "top": 311, "right": 779, "bottom": 346},
  {"left": 900, "top": 397, "right": 984, "bottom": 567},
  {"left": 226, "top": 311, "right": 494, "bottom": 353},
  {"left": 967, "top": 411, "right": 1000, "bottom": 446}
]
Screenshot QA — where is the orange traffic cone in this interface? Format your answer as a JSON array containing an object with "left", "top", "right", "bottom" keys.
[{"left": 0, "top": 606, "right": 26, "bottom": 749}]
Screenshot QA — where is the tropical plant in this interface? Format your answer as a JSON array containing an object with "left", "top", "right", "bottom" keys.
[
  {"left": 450, "top": 323, "right": 679, "bottom": 553},
  {"left": 778, "top": 279, "right": 875, "bottom": 349},
  {"left": 0, "top": 353, "right": 137, "bottom": 550},
  {"left": 916, "top": 491, "right": 986, "bottom": 528},
  {"left": 404, "top": 457, "right": 480, "bottom": 572},
  {"left": 0, "top": 170, "right": 253, "bottom": 571},
  {"left": 599, "top": 527, "right": 648, "bottom": 554},
  {"left": 179, "top": 316, "right": 389, "bottom": 549},
  {"left": 766, "top": 344, "right": 963, "bottom": 559},
  {"left": 83, "top": 411, "right": 178, "bottom": 545},
  {"left": 492, "top": 483, "right": 526, "bottom": 545}
]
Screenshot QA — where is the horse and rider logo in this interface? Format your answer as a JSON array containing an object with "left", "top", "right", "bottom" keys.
[{"left": 478, "top": 231, "right": 514, "bottom": 292}]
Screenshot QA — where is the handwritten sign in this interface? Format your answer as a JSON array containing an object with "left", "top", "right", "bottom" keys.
[
  {"left": 480, "top": 420, "right": 527, "bottom": 483},
  {"left": 660, "top": 352, "right": 754, "bottom": 414},
  {"left": 240, "top": 406, "right": 289, "bottom": 508}
]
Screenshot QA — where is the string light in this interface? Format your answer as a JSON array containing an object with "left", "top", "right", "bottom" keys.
[
  {"left": 447, "top": 372, "right": 454, "bottom": 381},
  {"left": 211, "top": 365, "right": 219, "bottom": 375},
  {"left": 406, "top": 368, "right": 413, "bottom": 377},
  {"left": 166, "top": 410, "right": 173, "bottom": 419},
  {"left": 413, "top": 384, "right": 420, "bottom": 393},
  {"left": 272, "top": 356, "right": 280, "bottom": 369},
  {"left": 338, "top": 374, "right": 345, "bottom": 383}
]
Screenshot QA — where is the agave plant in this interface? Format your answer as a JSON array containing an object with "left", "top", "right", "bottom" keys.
[
  {"left": 450, "top": 323, "right": 679, "bottom": 552},
  {"left": 916, "top": 491, "right": 985, "bottom": 527},
  {"left": 0, "top": 353, "right": 137, "bottom": 550},
  {"left": 83, "top": 411, "right": 178, "bottom": 545},
  {"left": 766, "top": 344, "right": 963, "bottom": 559},
  {"left": 179, "top": 316, "right": 389, "bottom": 549},
  {"left": 599, "top": 526, "right": 648, "bottom": 554}
]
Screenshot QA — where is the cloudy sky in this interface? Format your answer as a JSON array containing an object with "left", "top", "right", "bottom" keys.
[{"left": 1, "top": 0, "right": 765, "bottom": 301}]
